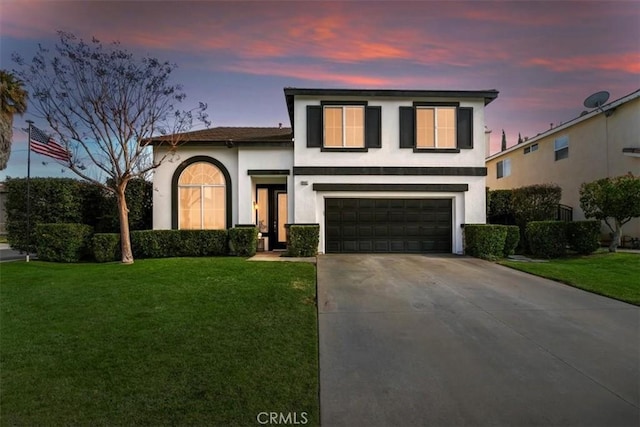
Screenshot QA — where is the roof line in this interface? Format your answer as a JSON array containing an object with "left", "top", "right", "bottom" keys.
[{"left": 486, "top": 88, "right": 640, "bottom": 161}]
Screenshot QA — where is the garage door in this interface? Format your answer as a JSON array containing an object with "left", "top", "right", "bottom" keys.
[{"left": 325, "top": 198, "right": 452, "bottom": 253}]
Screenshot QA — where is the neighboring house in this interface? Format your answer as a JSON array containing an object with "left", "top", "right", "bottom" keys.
[
  {"left": 486, "top": 89, "right": 640, "bottom": 241},
  {"left": 152, "top": 88, "right": 499, "bottom": 254}
]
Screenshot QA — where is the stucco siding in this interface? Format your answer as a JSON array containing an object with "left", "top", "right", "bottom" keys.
[
  {"left": 293, "top": 174, "right": 485, "bottom": 254},
  {"left": 152, "top": 147, "right": 239, "bottom": 230},
  {"left": 237, "top": 148, "right": 293, "bottom": 224},
  {"left": 486, "top": 94, "right": 639, "bottom": 239},
  {"left": 293, "top": 96, "right": 487, "bottom": 168}
]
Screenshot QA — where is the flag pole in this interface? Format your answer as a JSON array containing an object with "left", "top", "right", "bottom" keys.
[{"left": 25, "top": 120, "right": 33, "bottom": 262}]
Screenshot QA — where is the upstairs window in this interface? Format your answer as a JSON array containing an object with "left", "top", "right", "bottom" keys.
[
  {"left": 416, "top": 107, "right": 456, "bottom": 149},
  {"left": 324, "top": 106, "right": 364, "bottom": 148},
  {"left": 497, "top": 158, "right": 511, "bottom": 179},
  {"left": 524, "top": 143, "right": 538, "bottom": 154},
  {"left": 399, "top": 104, "right": 473, "bottom": 151},
  {"left": 306, "top": 103, "right": 381, "bottom": 150},
  {"left": 554, "top": 136, "right": 569, "bottom": 161}
]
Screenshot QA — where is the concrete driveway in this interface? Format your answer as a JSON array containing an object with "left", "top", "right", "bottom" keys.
[{"left": 317, "top": 254, "right": 639, "bottom": 427}]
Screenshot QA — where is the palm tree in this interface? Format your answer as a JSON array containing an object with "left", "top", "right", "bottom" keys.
[{"left": 0, "top": 70, "right": 28, "bottom": 170}]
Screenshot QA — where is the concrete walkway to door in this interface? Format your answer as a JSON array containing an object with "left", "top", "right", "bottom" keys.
[{"left": 317, "top": 254, "right": 639, "bottom": 427}]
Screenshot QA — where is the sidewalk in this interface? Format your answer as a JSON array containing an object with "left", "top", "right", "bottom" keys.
[
  {"left": 0, "top": 243, "right": 35, "bottom": 262},
  {"left": 248, "top": 251, "right": 316, "bottom": 263}
]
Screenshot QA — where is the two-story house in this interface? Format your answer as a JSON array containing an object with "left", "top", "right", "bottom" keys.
[
  {"left": 486, "top": 89, "right": 639, "bottom": 242},
  {"left": 151, "top": 87, "right": 499, "bottom": 254}
]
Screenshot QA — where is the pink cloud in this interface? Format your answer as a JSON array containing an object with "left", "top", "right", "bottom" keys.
[{"left": 525, "top": 53, "right": 640, "bottom": 74}]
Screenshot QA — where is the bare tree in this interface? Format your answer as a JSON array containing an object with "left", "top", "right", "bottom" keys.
[{"left": 13, "top": 31, "right": 209, "bottom": 263}]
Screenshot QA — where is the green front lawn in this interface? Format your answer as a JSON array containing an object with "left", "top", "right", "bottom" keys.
[
  {"left": 1, "top": 258, "right": 318, "bottom": 426},
  {"left": 500, "top": 252, "right": 640, "bottom": 305}
]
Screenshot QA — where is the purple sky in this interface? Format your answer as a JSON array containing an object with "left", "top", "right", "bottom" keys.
[{"left": 1, "top": 0, "right": 639, "bottom": 179}]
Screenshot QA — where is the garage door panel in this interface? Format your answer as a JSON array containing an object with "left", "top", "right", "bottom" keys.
[
  {"left": 325, "top": 198, "right": 452, "bottom": 253},
  {"left": 389, "top": 211, "right": 404, "bottom": 222},
  {"left": 358, "top": 241, "right": 373, "bottom": 252},
  {"left": 389, "top": 240, "right": 406, "bottom": 252},
  {"left": 374, "top": 241, "right": 389, "bottom": 252},
  {"left": 374, "top": 225, "right": 388, "bottom": 237},
  {"left": 358, "top": 211, "right": 374, "bottom": 222},
  {"left": 343, "top": 225, "right": 357, "bottom": 238}
]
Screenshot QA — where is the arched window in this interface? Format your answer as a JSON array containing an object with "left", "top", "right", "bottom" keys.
[{"left": 178, "top": 162, "right": 226, "bottom": 229}]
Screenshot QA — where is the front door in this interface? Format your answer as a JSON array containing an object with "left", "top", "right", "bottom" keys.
[{"left": 256, "top": 184, "right": 288, "bottom": 250}]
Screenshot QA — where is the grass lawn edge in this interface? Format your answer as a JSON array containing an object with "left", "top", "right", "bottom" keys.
[{"left": 497, "top": 253, "right": 639, "bottom": 306}]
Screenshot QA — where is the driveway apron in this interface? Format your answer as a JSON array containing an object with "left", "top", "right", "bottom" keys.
[{"left": 317, "top": 254, "right": 639, "bottom": 427}]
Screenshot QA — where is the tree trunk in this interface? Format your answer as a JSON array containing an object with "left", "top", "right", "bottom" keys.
[
  {"left": 116, "top": 185, "right": 134, "bottom": 264},
  {"left": 608, "top": 220, "right": 622, "bottom": 253},
  {"left": 0, "top": 112, "right": 13, "bottom": 170}
]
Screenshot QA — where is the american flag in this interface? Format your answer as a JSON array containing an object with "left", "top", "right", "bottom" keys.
[{"left": 30, "top": 125, "right": 71, "bottom": 162}]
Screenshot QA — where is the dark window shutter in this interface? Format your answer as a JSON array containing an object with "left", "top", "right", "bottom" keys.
[
  {"left": 365, "top": 106, "right": 381, "bottom": 148},
  {"left": 399, "top": 106, "right": 414, "bottom": 148},
  {"left": 457, "top": 107, "right": 473, "bottom": 149},
  {"left": 307, "top": 105, "right": 322, "bottom": 148}
]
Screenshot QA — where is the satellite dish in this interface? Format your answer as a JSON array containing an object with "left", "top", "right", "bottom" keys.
[{"left": 583, "top": 91, "right": 610, "bottom": 109}]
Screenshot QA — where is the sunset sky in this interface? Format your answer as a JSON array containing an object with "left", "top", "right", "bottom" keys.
[{"left": 1, "top": 0, "right": 639, "bottom": 179}]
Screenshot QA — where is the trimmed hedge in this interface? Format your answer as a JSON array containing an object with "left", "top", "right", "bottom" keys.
[
  {"left": 567, "top": 220, "right": 601, "bottom": 254},
  {"left": 504, "top": 225, "right": 521, "bottom": 257},
  {"left": 92, "top": 233, "right": 121, "bottom": 263},
  {"left": 177, "top": 230, "right": 228, "bottom": 256},
  {"left": 6, "top": 178, "right": 84, "bottom": 252},
  {"left": 229, "top": 226, "right": 258, "bottom": 257},
  {"left": 287, "top": 225, "right": 320, "bottom": 257},
  {"left": 464, "top": 225, "right": 508, "bottom": 260},
  {"left": 487, "top": 189, "right": 515, "bottom": 225},
  {"left": 526, "top": 221, "right": 567, "bottom": 258},
  {"left": 5, "top": 177, "right": 153, "bottom": 251},
  {"left": 93, "top": 230, "right": 229, "bottom": 262},
  {"left": 34, "top": 223, "right": 93, "bottom": 262}
]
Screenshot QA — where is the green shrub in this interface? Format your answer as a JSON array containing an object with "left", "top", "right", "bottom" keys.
[
  {"left": 5, "top": 177, "right": 153, "bottom": 251},
  {"left": 229, "top": 226, "right": 258, "bottom": 257},
  {"left": 504, "top": 225, "right": 521, "bottom": 257},
  {"left": 287, "top": 225, "right": 320, "bottom": 257},
  {"left": 510, "top": 184, "right": 562, "bottom": 252},
  {"left": 464, "top": 225, "right": 508, "bottom": 260},
  {"left": 487, "top": 189, "right": 515, "bottom": 225},
  {"left": 6, "top": 178, "right": 84, "bottom": 252},
  {"left": 115, "top": 230, "right": 230, "bottom": 259},
  {"left": 526, "top": 221, "right": 567, "bottom": 258},
  {"left": 131, "top": 230, "right": 181, "bottom": 258},
  {"left": 512, "top": 184, "right": 562, "bottom": 224},
  {"left": 567, "top": 220, "right": 601, "bottom": 255},
  {"left": 177, "top": 230, "right": 228, "bottom": 256},
  {"left": 92, "top": 233, "right": 121, "bottom": 262},
  {"left": 34, "top": 223, "right": 93, "bottom": 262}
]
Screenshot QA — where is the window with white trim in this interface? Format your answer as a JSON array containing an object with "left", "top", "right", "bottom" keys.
[
  {"left": 178, "top": 162, "right": 226, "bottom": 229},
  {"left": 416, "top": 106, "right": 456, "bottom": 148},
  {"left": 497, "top": 158, "right": 511, "bottom": 179},
  {"left": 524, "top": 143, "right": 538, "bottom": 154},
  {"left": 323, "top": 106, "right": 364, "bottom": 148},
  {"left": 554, "top": 136, "right": 569, "bottom": 161}
]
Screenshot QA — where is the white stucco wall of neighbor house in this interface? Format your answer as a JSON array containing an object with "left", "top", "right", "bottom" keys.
[
  {"left": 237, "top": 148, "right": 294, "bottom": 224},
  {"left": 152, "top": 146, "right": 240, "bottom": 229}
]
